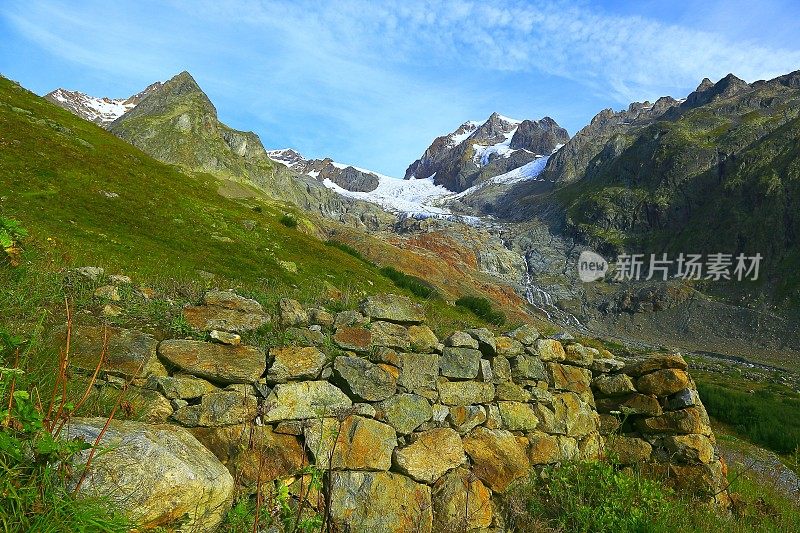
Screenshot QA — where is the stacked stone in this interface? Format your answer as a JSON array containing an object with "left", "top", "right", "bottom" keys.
[
  {"left": 591, "top": 351, "right": 727, "bottom": 502},
  {"left": 62, "top": 290, "right": 723, "bottom": 531}
]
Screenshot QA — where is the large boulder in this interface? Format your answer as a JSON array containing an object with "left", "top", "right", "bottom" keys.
[
  {"left": 606, "top": 436, "right": 653, "bottom": 464},
  {"left": 304, "top": 416, "right": 396, "bottom": 470},
  {"left": 65, "top": 325, "right": 166, "bottom": 379},
  {"left": 63, "top": 418, "right": 234, "bottom": 531},
  {"left": 332, "top": 326, "right": 372, "bottom": 352},
  {"left": 184, "top": 291, "right": 270, "bottom": 333},
  {"left": 333, "top": 356, "right": 397, "bottom": 401},
  {"left": 329, "top": 471, "right": 432, "bottom": 532},
  {"left": 203, "top": 290, "right": 264, "bottom": 314},
  {"left": 466, "top": 328, "right": 496, "bottom": 356},
  {"left": 267, "top": 346, "right": 326, "bottom": 383},
  {"left": 535, "top": 339, "right": 565, "bottom": 361},
  {"left": 551, "top": 392, "right": 599, "bottom": 437},
  {"left": 546, "top": 362, "right": 592, "bottom": 396},
  {"left": 636, "top": 369, "right": 691, "bottom": 396},
  {"left": 462, "top": 427, "right": 530, "bottom": 492},
  {"left": 393, "top": 428, "right": 466, "bottom": 483},
  {"left": 262, "top": 381, "right": 352, "bottom": 422},
  {"left": 172, "top": 390, "right": 258, "bottom": 427},
  {"left": 663, "top": 434, "right": 715, "bottom": 464},
  {"left": 191, "top": 424, "right": 306, "bottom": 485},
  {"left": 432, "top": 467, "right": 493, "bottom": 531},
  {"left": 158, "top": 340, "right": 265, "bottom": 385},
  {"left": 360, "top": 294, "right": 425, "bottom": 324},
  {"left": 507, "top": 324, "right": 540, "bottom": 346}
]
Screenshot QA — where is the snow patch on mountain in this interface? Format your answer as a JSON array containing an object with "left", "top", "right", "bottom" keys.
[
  {"left": 48, "top": 89, "right": 134, "bottom": 124},
  {"left": 323, "top": 175, "right": 453, "bottom": 215},
  {"left": 472, "top": 129, "right": 518, "bottom": 166},
  {"left": 450, "top": 155, "right": 551, "bottom": 199}
]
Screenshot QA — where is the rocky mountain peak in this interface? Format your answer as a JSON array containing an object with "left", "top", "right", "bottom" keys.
[{"left": 44, "top": 81, "right": 162, "bottom": 126}]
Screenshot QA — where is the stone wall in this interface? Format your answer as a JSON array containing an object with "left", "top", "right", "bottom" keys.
[{"left": 66, "top": 290, "right": 726, "bottom": 532}]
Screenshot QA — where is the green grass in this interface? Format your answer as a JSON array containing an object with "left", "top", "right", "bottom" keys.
[
  {"left": 455, "top": 295, "right": 506, "bottom": 325},
  {"left": 379, "top": 266, "right": 437, "bottom": 299}
]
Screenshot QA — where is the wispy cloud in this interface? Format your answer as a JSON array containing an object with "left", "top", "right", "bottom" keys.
[{"left": 3, "top": 0, "right": 799, "bottom": 175}]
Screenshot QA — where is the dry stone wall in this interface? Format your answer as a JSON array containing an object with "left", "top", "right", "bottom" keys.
[{"left": 66, "top": 290, "right": 727, "bottom": 532}]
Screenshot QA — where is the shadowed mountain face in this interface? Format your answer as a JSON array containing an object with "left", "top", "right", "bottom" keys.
[{"left": 405, "top": 112, "right": 569, "bottom": 192}]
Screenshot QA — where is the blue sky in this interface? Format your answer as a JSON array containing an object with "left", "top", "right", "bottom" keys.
[{"left": 2, "top": 0, "right": 800, "bottom": 177}]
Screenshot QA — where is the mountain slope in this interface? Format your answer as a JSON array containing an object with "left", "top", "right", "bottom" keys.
[{"left": 405, "top": 112, "right": 569, "bottom": 192}]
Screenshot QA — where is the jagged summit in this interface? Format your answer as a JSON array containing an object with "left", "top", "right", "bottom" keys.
[
  {"left": 404, "top": 112, "right": 568, "bottom": 192},
  {"left": 44, "top": 81, "right": 162, "bottom": 126}
]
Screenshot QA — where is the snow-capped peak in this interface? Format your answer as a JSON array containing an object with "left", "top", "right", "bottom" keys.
[{"left": 45, "top": 81, "right": 163, "bottom": 127}]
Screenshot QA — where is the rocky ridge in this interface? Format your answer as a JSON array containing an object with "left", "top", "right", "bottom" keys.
[{"left": 45, "top": 82, "right": 163, "bottom": 126}]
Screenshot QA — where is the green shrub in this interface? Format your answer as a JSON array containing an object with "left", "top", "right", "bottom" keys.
[
  {"left": 324, "top": 240, "right": 370, "bottom": 263},
  {"left": 697, "top": 382, "right": 800, "bottom": 455},
  {"left": 0, "top": 216, "right": 28, "bottom": 266},
  {"left": 379, "top": 266, "right": 437, "bottom": 299},
  {"left": 455, "top": 295, "right": 505, "bottom": 325},
  {"left": 279, "top": 214, "right": 299, "bottom": 228}
]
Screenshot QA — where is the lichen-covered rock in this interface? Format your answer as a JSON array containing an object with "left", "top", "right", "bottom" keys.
[
  {"left": 267, "top": 346, "right": 326, "bottom": 383},
  {"left": 606, "top": 436, "right": 653, "bottom": 463},
  {"left": 393, "top": 428, "right": 465, "bottom": 483},
  {"left": 498, "top": 401, "right": 539, "bottom": 431},
  {"left": 563, "top": 343, "right": 595, "bottom": 367},
  {"left": 209, "top": 330, "right": 241, "bottom": 345},
  {"left": 65, "top": 325, "right": 165, "bottom": 379},
  {"left": 592, "top": 374, "right": 637, "bottom": 397},
  {"left": 466, "top": 328, "right": 496, "bottom": 356},
  {"left": 447, "top": 405, "right": 486, "bottom": 434},
  {"left": 432, "top": 467, "right": 492, "bottom": 531},
  {"left": 172, "top": 390, "right": 258, "bottom": 427},
  {"left": 598, "top": 413, "right": 622, "bottom": 435},
  {"left": 596, "top": 393, "right": 663, "bottom": 416},
  {"left": 511, "top": 354, "right": 546, "bottom": 380},
  {"left": 397, "top": 353, "right": 439, "bottom": 395},
  {"left": 591, "top": 358, "right": 625, "bottom": 373},
  {"left": 546, "top": 363, "right": 592, "bottom": 396},
  {"left": 262, "top": 381, "right": 352, "bottom": 422},
  {"left": 184, "top": 292, "right": 270, "bottom": 333},
  {"left": 444, "top": 331, "right": 479, "bottom": 349},
  {"left": 308, "top": 308, "right": 335, "bottom": 328},
  {"left": 204, "top": 291, "right": 264, "bottom": 314},
  {"left": 666, "top": 388, "right": 701, "bottom": 410},
  {"left": 408, "top": 325, "right": 439, "bottom": 353},
  {"left": 663, "top": 434, "right": 715, "bottom": 464},
  {"left": 370, "top": 320, "right": 412, "bottom": 351},
  {"left": 462, "top": 427, "right": 530, "bottom": 492},
  {"left": 378, "top": 393, "right": 433, "bottom": 434},
  {"left": 63, "top": 418, "right": 234, "bottom": 531},
  {"left": 334, "top": 356, "right": 397, "bottom": 401},
  {"left": 495, "top": 336, "right": 524, "bottom": 357},
  {"left": 284, "top": 327, "right": 325, "bottom": 346},
  {"left": 304, "top": 416, "right": 396, "bottom": 470},
  {"left": 191, "top": 424, "right": 305, "bottom": 484},
  {"left": 278, "top": 298, "right": 308, "bottom": 327},
  {"left": 507, "top": 324, "right": 540, "bottom": 346},
  {"left": 526, "top": 431, "right": 561, "bottom": 464},
  {"left": 333, "top": 310, "right": 369, "bottom": 329},
  {"left": 496, "top": 382, "right": 532, "bottom": 402},
  {"left": 158, "top": 339, "right": 265, "bottom": 385},
  {"left": 360, "top": 294, "right": 425, "bottom": 324},
  {"left": 551, "top": 392, "right": 599, "bottom": 437},
  {"left": 491, "top": 355, "right": 513, "bottom": 383},
  {"left": 439, "top": 346, "right": 482, "bottom": 379},
  {"left": 536, "top": 338, "right": 566, "bottom": 361},
  {"left": 333, "top": 326, "right": 372, "bottom": 352},
  {"left": 636, "top": 369, "right": 691, "bottom": 396},
  {"left": 638, "top": 407, "right": 712, "bottom": 436},
  {"left": 329, "top": 471, "right": 432, "bottom": 533},
  {"left": 144, "top": 374, "right": 217, "bottom": 400},
  {"left": 624, "top": 353, "right": 688, "bottom": 376},
  {"left": 437, "top": 381, "right": 495, "bottom": 406}
]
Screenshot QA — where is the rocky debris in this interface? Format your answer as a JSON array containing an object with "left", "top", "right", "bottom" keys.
[
  {"left": 439, "top": 346, "right": 482, "bottom": 379},
  {"left": 432, "top": 467, "right": 493, "bottom": 531},
  {"left": 328, "top": 471, "right": 432, "bottom": 533},
  {"left": 267, "top": 346, "right": 326, "bottom": 383},
  {"left": 144, "top": 374, "right": 217, "bottom": 400},
  {"left": 279, "top": 298, "right": 308, "bottom": 327},
  {"left": 463, "top": 427, "right": 530, "bottom": 492},
  {"left": 172, "top": 390, "right": 258, "bottom": 427},
  {"left": 378, "top": 393, "right": 433, "bottom": 434},
  {"left": 63, "top": 418, "right": 233, "bottom": 530},
  {"left": 158, "top": 339, "right": 265, "bottom": 384},
  {"left": 209, "top": 330, "right": 241, "bottom": 345},
  {"left": 191, "top": 424, "right": 306, "bottom": 484},
  {"left": 65, "top": 325, "right": 166, "bottom": 379},
  {"left": 360, "top": 294, "right": 425, "bottom": 324},
  {"left": 333, "top": 326, "right": 372, "bottom": 352},
  {"left": 393, "top": 428, "right": 465, "bottom": 483},
  {"left": 305, "top": 416, "right": 397, "bottom": 470},
  {"left": 262, "top": 381, "right": 352, "bottom": 422},
  {"left": 334, "top": 356, "right": 397, "bottom": 401}
]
